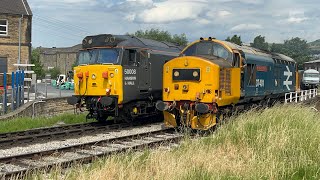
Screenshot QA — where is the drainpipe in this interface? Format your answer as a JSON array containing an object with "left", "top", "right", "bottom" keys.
[{"left": 18, "top": 14, "right": 24, "bottom": 67}]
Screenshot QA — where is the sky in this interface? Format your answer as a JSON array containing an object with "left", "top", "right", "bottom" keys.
[{"left": 28, "top": 0, "right": 320, "bottom": 48}]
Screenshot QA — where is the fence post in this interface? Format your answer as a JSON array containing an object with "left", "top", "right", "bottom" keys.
[
  {"left": 11, "top": 72, "right": 15, "bottom": 111},
  {"left": 21, "top": 70, "right": 24, "bottom": 105},
  {"left": 3, "top": 72, "right": 7, "bottom": 114},
  {"left": 16, "top": 71, "right": 20, "bottom": 108}
]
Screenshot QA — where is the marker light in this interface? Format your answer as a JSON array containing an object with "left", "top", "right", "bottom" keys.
[
  {"left": 102, "top": 71, "right": 108, "bottom": 79},
  {"left": 85, "top": 71, "right": 89, "bottom": 77},
  {"left": 110, "top": 73, "right": 114, "bottom": 78},
  {"left": 77, "top": 72, "right": 83, "bottom": 79},
  {"left": 164, "top": 87, "right": 170, "bottom": 93}
]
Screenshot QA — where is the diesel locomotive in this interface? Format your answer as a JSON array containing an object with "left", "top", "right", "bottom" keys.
[
  {"left": 67, "top": 34, "right": 182, "bottom": 121},
  {"left": 156, "top": 37, "right": 299, "bottom": 130}
]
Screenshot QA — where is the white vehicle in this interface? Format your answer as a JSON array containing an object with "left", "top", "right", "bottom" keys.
[
  {"left": 301, "top": 69, "right": 320, "bottom": 90},
  {"left": 56, "top": 74, "right": 66, "bottom": 86}
]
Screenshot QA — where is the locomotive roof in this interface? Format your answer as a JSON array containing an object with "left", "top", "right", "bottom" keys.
[
  {"left": 82, "top": 34, "right": 184, "bottom": 53},
  {"left": 222, "top": 41, "right": 296, "bottom": 63}
]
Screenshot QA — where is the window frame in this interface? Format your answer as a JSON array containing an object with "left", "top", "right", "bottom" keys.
[{"left": 0, "top": 19, "right": 8, "bottom": 36}]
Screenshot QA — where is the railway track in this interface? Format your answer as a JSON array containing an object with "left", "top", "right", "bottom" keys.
[
  {"left": 0, "top": 117, "right": 161, "bottom": 149},
  {"left": 0, "top": 124, "right": 181, "bottom": 179}
]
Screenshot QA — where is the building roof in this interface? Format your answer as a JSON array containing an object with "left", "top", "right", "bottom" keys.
[
  {"left": 305, "top": 59, "right": 320, "bottom": 64},
  {"left": 0, "top": 0, "right": 32, "bottom": 16},
  {"left": 39, "top": 44, "right": 82, "bottom": 55},
  {"left": 304, "top": 69, "right": 319, "bottom": 74}
]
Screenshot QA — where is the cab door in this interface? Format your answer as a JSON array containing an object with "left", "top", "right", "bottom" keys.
[{"left": 138, "top": 50, "right": 150, "bottom": 94}]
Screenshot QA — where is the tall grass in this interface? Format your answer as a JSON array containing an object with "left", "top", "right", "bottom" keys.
[
  {"left": 0, "top": 113, "right": 91, "bottom": 134},
  {"left": 35, "top": 104, "right": 320, "bottom": 179}
]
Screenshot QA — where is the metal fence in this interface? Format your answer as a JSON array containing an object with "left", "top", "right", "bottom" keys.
[
  {"left": 0, "top": 71, "right": 25, "bottom": 115},
  {"left": 285, "top": 89, "right": 318, "bottom": 103}
]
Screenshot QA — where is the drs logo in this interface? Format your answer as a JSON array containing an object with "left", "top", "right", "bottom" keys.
[{"left": 124, "top": 69, "right": 136, "bottom": 75}]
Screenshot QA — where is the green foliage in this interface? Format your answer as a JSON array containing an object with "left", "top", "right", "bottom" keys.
[
  {"left": 128, "top": 28, "right": 188, "bottom": 46},
  {"left": 308, "top": 39, "right": 320, "bottom": 47},
  {"left": 31, "top": 48, "right": 45, "bottom": 78},
  {"left": 0, "top": 113, "right": 90, "bottom": 134},
  {"left": 46, "top": 67, "right": 61, "bottom": 79},
  {"left": 251, "top": 35, "right": 269, "bottom": 51},
  {"left": 225, "top": 35, "right": 242, "bottom": 45},
  {"left": 271, "top": 37, "right": 311, "bottom": 69}
]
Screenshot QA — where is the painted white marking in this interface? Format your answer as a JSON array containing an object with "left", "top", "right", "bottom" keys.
[{"left": 283, "top": 66, "right": 292, "bottom": 90}]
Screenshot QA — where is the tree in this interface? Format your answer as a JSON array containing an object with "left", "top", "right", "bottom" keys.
[
  {"left": 225, "top": 35, "right": 242, "bottom": 45},
  {"left": 251, "top": 35, "right": 269, "bottom": 51},
  {"left": 271, "top": 37, "right": 311, "bottom": 69},
  {"left": 127, "top": 28, "right": 188, "bottom": 46},
  {"left": 47, "top": 67, "right": 61, "bottom": 79},
  {"left": 31, "top": 48, "right": 45, "bottom": 78}
]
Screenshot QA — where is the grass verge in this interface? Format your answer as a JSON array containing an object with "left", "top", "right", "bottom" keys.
[
  {"left": 0, "top": 113, "right": 92, "bottom": 134},
  {"left": 34, "top": 103, "right": 320, "bottom": 180}
]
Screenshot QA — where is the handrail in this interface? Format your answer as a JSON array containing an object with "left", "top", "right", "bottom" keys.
[{"left": 285, "top": 89, "right": 318, "bottom": 103}]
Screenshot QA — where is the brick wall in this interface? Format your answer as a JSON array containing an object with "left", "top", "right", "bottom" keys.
[
  {"left": 0, "top": 14, "right": 32, "bottom": 73},
  {"left": 0, "top": 97, "right": 76, "bottom": 121}
]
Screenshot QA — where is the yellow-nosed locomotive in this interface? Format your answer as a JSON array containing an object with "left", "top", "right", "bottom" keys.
[
  {"left": 68, "top": 34, "right": 182, "bottom": 121},
  {"left": 156, "top": 37, "right": 299, "bottom": 130}
]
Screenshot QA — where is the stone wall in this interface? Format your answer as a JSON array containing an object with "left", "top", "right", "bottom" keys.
[
  {"left": 40, "top": 52, "right": 77, "bottom": 75},
  {"left": 0, "top": 97, "right": 76, "bottom": 121},
  {"left": 0, "top": 14, "right": 32, "bottom": 73}
]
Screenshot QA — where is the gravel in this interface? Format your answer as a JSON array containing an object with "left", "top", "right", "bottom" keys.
[{"left": 0, "top": 123, "right": 165, "bottom": 159}]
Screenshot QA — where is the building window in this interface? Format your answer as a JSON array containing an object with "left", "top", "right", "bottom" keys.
[{"left": 0, "top": 19, "right": 8, "bottom": 36}]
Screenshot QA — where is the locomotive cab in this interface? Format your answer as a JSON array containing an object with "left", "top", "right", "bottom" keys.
[
  {"left": 156, "top": 38, "right": 242, "bottom": 130},
  {"left": 68, "top": 34, "right": 182, "bottom": 121}
]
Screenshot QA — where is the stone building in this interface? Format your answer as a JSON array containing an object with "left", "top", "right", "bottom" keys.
[
  {"left": 38, "top": 44, "right": 82, "bottom": 75},
  {"left": 0, "top": 0, "right": 32, "bottom": 73},
  {"left": 304, "top": 59, "right": 320, "bottom": 72}
]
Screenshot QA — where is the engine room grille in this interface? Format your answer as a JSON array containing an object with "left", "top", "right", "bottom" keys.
[{"left": 219, "top": 69, "right": 232, "bottom": 96}]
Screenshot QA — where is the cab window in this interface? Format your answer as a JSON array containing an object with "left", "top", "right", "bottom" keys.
[{"left": 123, "top": 49, "right": 138, "bottom": 66}]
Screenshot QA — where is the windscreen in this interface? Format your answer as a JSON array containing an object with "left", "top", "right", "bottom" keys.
[
  {"left": 304, "top": 73, "right": 319, "bottom": 78},
  {"left": 182, "top": 41, "right": 232, "bottom": 62},
  {"left": 77, "top": 48, "right": 120, "bottom": 65}
]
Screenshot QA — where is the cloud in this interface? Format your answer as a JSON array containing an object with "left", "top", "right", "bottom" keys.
[
  {"left": 132, "top": 0, "right": 208, "bottom": 24},
  {"left": 27, "top": 0, "right": 320, "bottom": 47},
  {"left": 230, "top": 24, "right": 263, "bottom": 32},
  {"left": 287, "top": 11, "right": 308, "bottom": 23}
]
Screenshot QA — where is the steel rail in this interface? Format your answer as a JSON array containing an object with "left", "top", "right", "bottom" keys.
[
  {"left": 0, "top": 117, "right": 162, "bottom": 149},
  {"left": 0, "top": 128, "right": 182, "bottom": 179}
]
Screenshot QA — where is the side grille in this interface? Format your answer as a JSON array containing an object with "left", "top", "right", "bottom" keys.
[{"left": 219, "top": 69, "right": 232, "bottom": 96}]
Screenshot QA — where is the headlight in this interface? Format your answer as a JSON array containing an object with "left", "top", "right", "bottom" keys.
[
  {"left": 91, "top": 74, "right": 96, "bottom": 80},
  {"left": 193, "top": 71, "right": 199, "bottom": 77}
]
